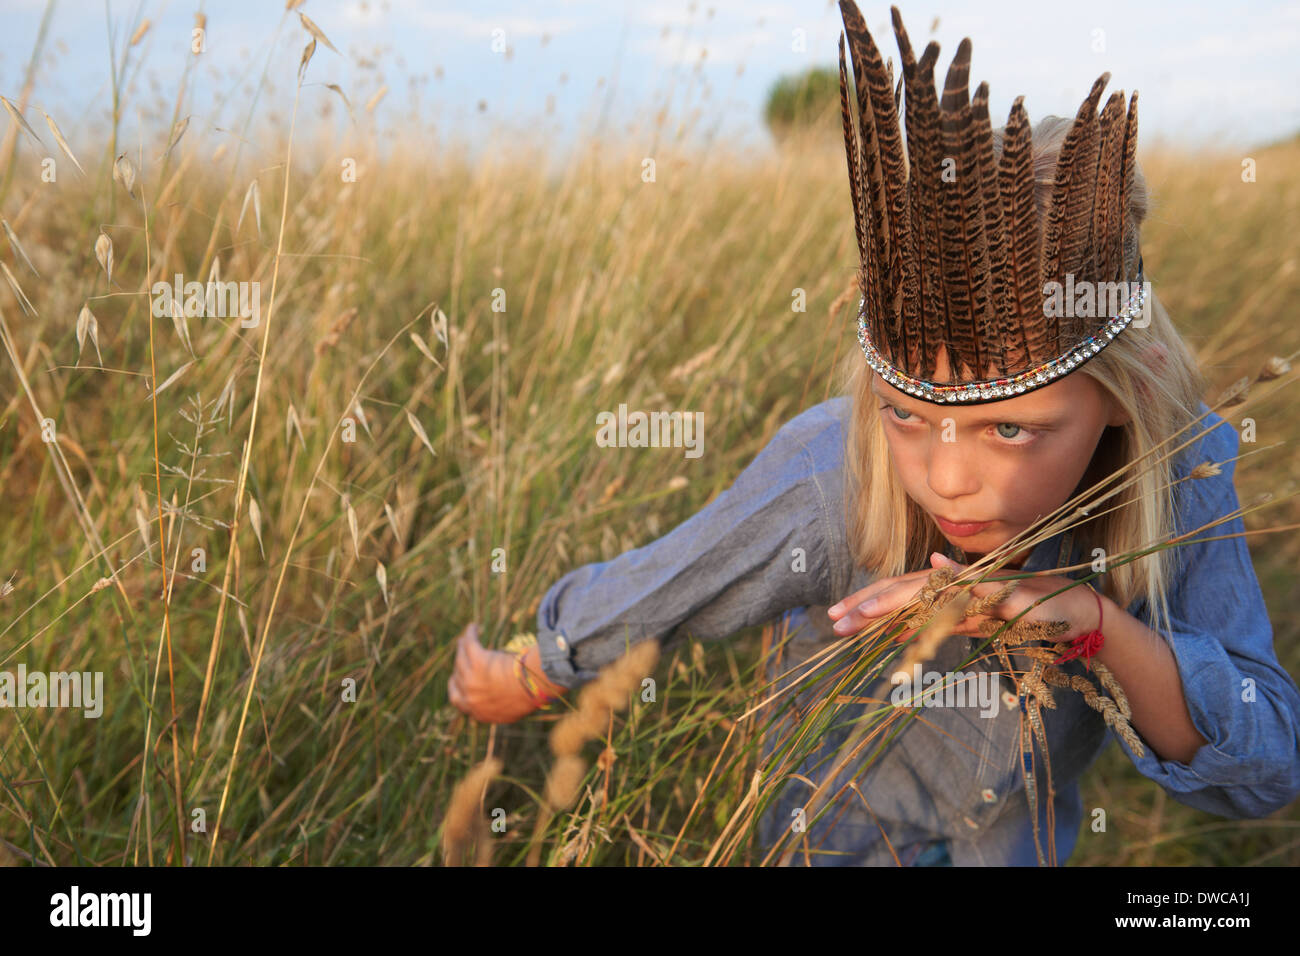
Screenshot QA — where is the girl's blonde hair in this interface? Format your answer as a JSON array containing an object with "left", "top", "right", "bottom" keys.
[{"left": 835, "top": 114, "right": 1209, "bottom": 642}]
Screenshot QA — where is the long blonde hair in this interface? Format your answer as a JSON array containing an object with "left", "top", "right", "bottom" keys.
[{"left": 835, "top": 114, "right": 1209, "bottom": 641}]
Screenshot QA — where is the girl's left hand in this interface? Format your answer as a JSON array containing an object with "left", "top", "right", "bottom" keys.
[
  {"left": 449, "top": 622, "right": 548, "bottom": 724},
  {"left": 827, "top": 552, "right": 1102, "bottom": 644}
]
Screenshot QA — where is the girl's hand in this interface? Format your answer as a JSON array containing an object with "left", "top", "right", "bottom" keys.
[
  {"left": 449, "top": 622, "right": 555, "bottom": 724},
  {"left": 827, "top": 552, "right": 1100, "bottom": 644}
]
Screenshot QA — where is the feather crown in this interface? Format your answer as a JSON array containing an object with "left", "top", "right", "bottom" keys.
[{"left": 838, "top": 1, "right": 1147, "bottom": 405}]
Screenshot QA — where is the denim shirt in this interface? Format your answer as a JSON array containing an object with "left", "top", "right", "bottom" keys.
[{"left": 535, "top": 395, "right": 1300, "bottom": 864}]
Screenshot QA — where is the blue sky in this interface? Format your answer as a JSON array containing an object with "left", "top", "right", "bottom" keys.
[{"left": 1, "top": 0, "right": 1297, "bottom": 166}]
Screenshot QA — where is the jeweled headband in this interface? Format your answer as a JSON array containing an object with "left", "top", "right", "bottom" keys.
[
  {"left": 838, "top": 2, "right": 1146, "bottom": 406},
  {"left": 858, "top": 257, "right": 1147, "bottom": 405}
]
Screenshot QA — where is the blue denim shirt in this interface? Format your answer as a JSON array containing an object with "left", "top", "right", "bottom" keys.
[{"left": 535, "top": 395, "right": 1300, "bottom": 864}]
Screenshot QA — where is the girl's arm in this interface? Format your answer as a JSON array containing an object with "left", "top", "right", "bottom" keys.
[
  {"left": 1088, "top": 594, "right": 1208, "bottom": 763},
  {"left": 1108, "top": 412, "right": 1300, "bottom": 818},
  {"left": 533, "top": 399, "right": 851, "bottom": 691}
]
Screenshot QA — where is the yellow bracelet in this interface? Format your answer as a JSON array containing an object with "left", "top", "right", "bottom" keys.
[{"left": 505, "top": 632, "right": 555, "bottom": 708}]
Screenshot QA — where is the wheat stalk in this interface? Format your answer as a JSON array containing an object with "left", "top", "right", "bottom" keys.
[{"left": 1066, "top": 674, "right": 1146, "bottom": 757}]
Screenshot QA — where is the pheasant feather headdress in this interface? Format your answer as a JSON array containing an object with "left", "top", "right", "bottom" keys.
[{"left": 838, "top": 1, "right": 1147, "bottom": 405}]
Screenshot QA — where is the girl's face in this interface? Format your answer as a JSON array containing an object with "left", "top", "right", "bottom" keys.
[{"left": 871, "top": 357, "right": 1129, "bottom": 566}]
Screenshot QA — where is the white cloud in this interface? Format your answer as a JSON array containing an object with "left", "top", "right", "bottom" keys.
[
  {"left": 326, "top": 0, "right": 588, "bottom": 39},
  {"left": 637, "top": 27, "right": 776, "bottom": 66},
  {"left": 341, "top": 2, "right": 386, "bottom": 27},
  {"left": 402, "top": 4, "right": 585, "bottom": 38},
  {"left": 1150, "top": 25, "right": 1300, "bottom": 63},
  {"left": 417, "top": 13, "right": 584, "bottom": 38},
  {"left": 632, "top": 1, "right": 800, "bottom": 26}
]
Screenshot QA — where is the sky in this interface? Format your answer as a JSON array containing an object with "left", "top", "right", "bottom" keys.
[{"left": 1, "top": 0, "right": 1297, "bottom": 167}]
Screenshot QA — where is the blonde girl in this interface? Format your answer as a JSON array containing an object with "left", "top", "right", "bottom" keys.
[{"left": 450, "top": 2, "right": 1300, "bottom": 865}]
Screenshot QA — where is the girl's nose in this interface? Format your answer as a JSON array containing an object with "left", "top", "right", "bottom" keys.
[{"left": 924, "top": 435, "right": 980, "bottom": 500}]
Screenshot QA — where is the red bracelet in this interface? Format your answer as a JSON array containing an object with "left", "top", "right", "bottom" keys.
[{"left": 1054, "top": 585, "right": 1105, "bottom": 671}]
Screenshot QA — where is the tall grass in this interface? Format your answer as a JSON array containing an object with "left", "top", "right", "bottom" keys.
[{"left": 1, "top": 4, "right": 1298, "bottom": 866}]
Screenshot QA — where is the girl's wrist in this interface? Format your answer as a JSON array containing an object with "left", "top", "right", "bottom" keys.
[
  {"left": 1072, "top": 584, "right": 1105, "bottom": 641},
  {"left": 1085, "top": 592, "right": 1122, "bottom": 666},
  {"left": 511, "top": 652, "right": 547, "bottom": 709},
  {"left": 1054, "top": 583, "right": 1107, "bottom": 669},
  {"left": 518, "top": 644, "right": 566, "bottom": 705},
  {"left": 501, "top": 631, "right": 568, "bottom": 707},
  {"left": 522, "top": 647, "right": 569, "bottom": 697}
]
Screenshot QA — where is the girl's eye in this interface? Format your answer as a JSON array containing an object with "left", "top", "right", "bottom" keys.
[{"left": 880, "top": 403, "right": 1034, "bottom": 443}]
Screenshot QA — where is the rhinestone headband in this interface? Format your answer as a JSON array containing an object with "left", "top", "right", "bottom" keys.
[{"left": 858, "top": 261, "right": 1148, "bottom": 405}]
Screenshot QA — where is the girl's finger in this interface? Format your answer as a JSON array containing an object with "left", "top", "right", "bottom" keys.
[
  {"left": 828, "top": 586, "right": 879, "bottom": 619},
  {"left": 832, "top": 583, "right": 916, "bottom": 634},
  {"left": 450, "top": 667, "right": 475, "bottom": 703},
  {"left": 828, "top": 568, "right": 930, "bottom": 619},
  {"left": 826, "top": 574, "right": 909, "bottom": 621},
  {"left": 452, "top": 639, "right": 472, "bottom": 677},
  {"left": 833, "top": 561, "right": 978, "bottom": 635},
  {"left": 459, "top": 623, "right": 486, "bottom": 659}
]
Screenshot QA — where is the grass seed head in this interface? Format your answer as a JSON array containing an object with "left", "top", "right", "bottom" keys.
[{"left": 442, "top": 756, "right": 502, "bottom": 866}]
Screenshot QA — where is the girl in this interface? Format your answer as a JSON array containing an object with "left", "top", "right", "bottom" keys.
[{"left": 449, "top": 2, "right": 1300, "bottom": 864}]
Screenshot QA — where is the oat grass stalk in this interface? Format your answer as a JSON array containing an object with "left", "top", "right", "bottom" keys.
[
  {"left": 203, "top": 70, "right": 304, "bottom": 864},
  {"left": 132, "top": 173, "right": 188, "bottom": 866}
]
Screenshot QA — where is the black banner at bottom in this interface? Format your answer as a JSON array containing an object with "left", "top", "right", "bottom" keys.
[{"left": 0, "top": 863, "right": 1277, "bottom": 941}]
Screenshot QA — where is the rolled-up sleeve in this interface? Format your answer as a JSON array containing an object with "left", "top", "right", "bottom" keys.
[
  {"left": 535, "top": 404, "right": 847, "bottom": 689},
  {"left": 1120, "top": 412, "right": 1300, "bottom": 818}
]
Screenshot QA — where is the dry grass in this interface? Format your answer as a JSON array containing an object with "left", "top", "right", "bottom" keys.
[
  {"left": 0, "top": 3, "right": 1297, "bottom": 866},
  {"left": 525, "top": 638, "right": 659, "bottom": 866},
  {"left": 441, "top": 756, "right": 502, "bottom": 867}
]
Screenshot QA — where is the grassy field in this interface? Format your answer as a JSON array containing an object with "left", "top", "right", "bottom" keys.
[{"left": 1, "top": 9, "right": 1298, "bottom": 866}]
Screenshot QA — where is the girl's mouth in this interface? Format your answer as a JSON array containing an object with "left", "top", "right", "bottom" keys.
[{"left": 934, "top": 516, "right": 993, "bottom": 537}]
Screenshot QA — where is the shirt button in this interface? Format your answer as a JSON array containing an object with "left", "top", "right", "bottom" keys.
[
  {"left": 555, "top": 634, "right": 567, "bottom": 652},
  {"left": 981, "top": 788, "right": 996, "bottom": 803}
]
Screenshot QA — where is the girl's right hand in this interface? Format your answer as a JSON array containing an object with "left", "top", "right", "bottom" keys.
[
  {"left": 449, "top": 622, "right": 563, "bottom": 724},
  {"left": 827, "top": 554, "right": 963, "bottom": 637}
]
